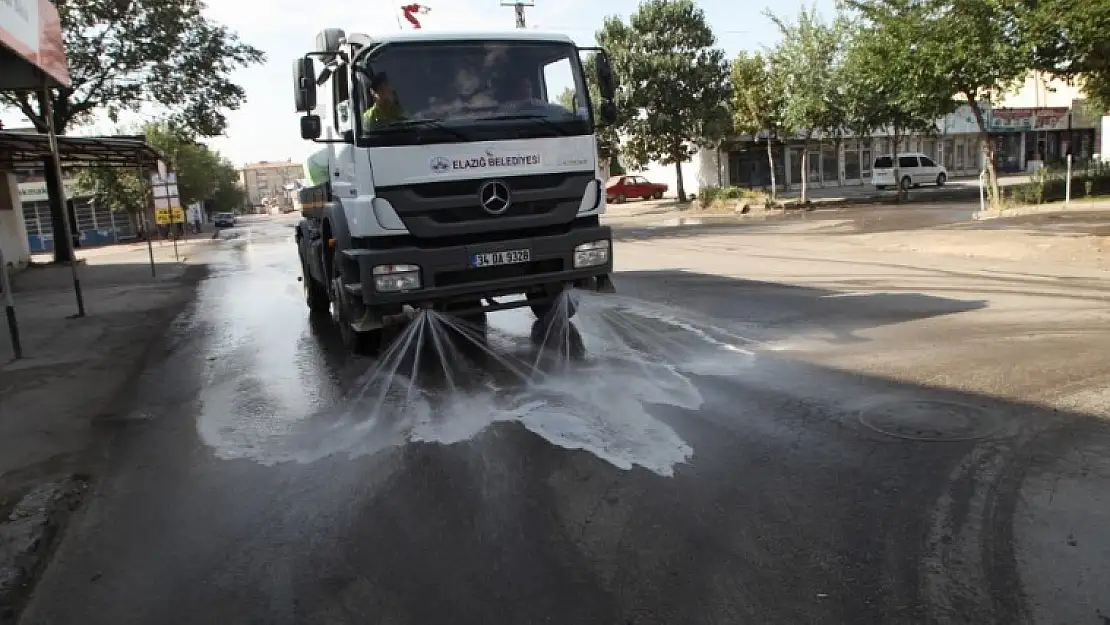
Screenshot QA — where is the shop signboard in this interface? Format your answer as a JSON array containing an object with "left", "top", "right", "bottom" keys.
[
  {"left": 17, "top": 179, "right": 81, "bottom": 203},
  {"left": 987, "top": 107, "right": 1072, "bottom": 132}
]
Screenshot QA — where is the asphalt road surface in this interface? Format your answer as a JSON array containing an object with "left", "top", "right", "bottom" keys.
[{"left": 20, "top": 214, "right": 1110, "bottom": 624}]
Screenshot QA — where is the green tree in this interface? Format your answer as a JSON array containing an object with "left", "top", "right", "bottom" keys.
[
  {"left": 847, "top": 0, "right": 1032, "bottom": 207},
  {"left": 211, "top": 159, "right": 247, "bottom": 214},
  {"left": 77, "top": 122, "right": 240, "bottom": 223},
  {"left": 77, "top": 164, "right": 151, "bottom": 227},
  {"left": 596, "top": 0, "right": 731, "bottom": 202},
  {"left": 839, "top": 9, "right": 955, "bottom": 199},
  {"left": 765, "top": 5, "right": 846, "bottom": 203},
  {"left": 1023, "top": 0, "right": 1110, "bottom": 112},
  {"left": 730, "top": 51, "right": 789, "bottom": 200},
  {"left": 142, "top": 123, "right": 223, "bottom": 207}
]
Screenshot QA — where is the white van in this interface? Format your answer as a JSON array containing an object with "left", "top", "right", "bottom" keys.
[{"left": 872, "top": 152, "right": 948, "bottom": 190}]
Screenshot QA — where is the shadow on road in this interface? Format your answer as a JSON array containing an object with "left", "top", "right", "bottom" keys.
[{"left": 611, "top": 270, "right": 989, "bottom": 345}]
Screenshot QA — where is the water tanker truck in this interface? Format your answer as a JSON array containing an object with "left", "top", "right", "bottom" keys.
[{"left": 292, "top": 29, "right": 619, "bottom": 354}]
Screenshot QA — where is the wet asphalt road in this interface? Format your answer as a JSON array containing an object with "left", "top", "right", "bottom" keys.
[{"left": 20, "top": 215, "right": 1110, "bottom": 624}]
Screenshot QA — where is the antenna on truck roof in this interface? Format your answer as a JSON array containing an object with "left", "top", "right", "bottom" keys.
[{"left": 499, "top": 0, "right": 533, "bottom": 29}]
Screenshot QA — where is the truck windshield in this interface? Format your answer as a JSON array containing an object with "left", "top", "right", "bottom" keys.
[{"left": 355, "top": 40, "right": 592, "bottom": 146}]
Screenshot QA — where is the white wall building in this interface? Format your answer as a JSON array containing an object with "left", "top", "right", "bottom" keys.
[
  {"left": 632, "top": 73, "right": 1105, "bottom": 195},
  {"left": 0, "top": 173, "right": 31, "bottom": 269}
]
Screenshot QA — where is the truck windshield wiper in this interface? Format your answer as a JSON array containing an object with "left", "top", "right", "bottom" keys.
[
  {"left": 473, "top": 114, "right": 573, "bottom": 136},
  {"left": 376, "top": 119, "right": 470, "bottom": 141}
]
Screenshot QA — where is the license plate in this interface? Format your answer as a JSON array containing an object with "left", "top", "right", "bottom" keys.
[{"left": 470, "top": 249, "right": 530, "bottom": 268}]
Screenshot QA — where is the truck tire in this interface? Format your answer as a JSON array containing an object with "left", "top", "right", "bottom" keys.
[
  {"left": 528, "top": 291, "right": 578, "bottom": 321},
  {"left": 302, "top": 256, "right": 330, "bottom": 314},
  {"left": 331, "top": 268, "right": 382, "bottom": 356}
]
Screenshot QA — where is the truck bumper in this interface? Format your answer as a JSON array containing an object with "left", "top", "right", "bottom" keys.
[{"left": 349, "top": 223, "right": 614, "bottom": 311}]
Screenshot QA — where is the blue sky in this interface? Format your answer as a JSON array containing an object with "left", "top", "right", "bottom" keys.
[{"left": 3, "top": 0, "right": 836, "bottom": 166}]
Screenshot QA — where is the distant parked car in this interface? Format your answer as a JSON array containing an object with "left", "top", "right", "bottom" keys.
[
  {"left": 606, "top": 175, "right": 668, "bottom": 203},
  {"left": 213, "top": 212, "right": 237, "bottom": 228},
  {"left": 872, "top": 153, "right": 948, "bottom": 191}
]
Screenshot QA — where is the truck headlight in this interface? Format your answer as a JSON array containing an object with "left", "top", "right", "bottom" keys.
[
  {"left": 573, "top": 240, "right": 610, "bottom": 268},
  {"left": 373, "top": 264, "right": 422, "bottom": 292}
]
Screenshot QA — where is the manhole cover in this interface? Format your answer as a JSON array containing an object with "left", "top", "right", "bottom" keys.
[{"left": 857, "top": 400, "right": 1004, "bottom": 442}]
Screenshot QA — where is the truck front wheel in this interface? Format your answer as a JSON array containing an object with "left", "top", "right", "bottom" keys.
[
  {"left": 331, "top": 273, "right": 383, "bottom": 356},
  {"left": 302, "top": 255, "right": 330, "bottom": 314}
]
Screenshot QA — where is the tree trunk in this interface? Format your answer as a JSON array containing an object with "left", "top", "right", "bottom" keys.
[
  {"left": 766, "top": 139, "right": 777, "bottom": 202},
  {"left": 800, "top": 135, "right": 811, "bottom": 204},
  {"left": 674, "top": 159, "right": 686, "bottom": 203},
  {"left": 892, "top": 126, "right": 902, "bottom": 204},
  {"left": 966, "top": 93, "right": 1001, "bottom": 209},
  {"left": 835, "top": 136, "right": 843, "bottom": 186},
  {"left": 42, "top": 156, "right": 75, "bottom": 263}
]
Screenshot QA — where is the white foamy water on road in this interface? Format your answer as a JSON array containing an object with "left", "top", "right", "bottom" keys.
[{"left": 197, "top": 294, "right": 754, "bottom": 477}]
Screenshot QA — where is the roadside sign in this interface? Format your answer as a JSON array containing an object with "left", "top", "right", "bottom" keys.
[{"left": 148, "top": 169, "right": 183, "bottom": 261}]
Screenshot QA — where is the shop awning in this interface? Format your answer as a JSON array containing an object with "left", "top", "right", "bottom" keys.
[{"left": 0, "top": 130, "right": 164, "bottom": 170}]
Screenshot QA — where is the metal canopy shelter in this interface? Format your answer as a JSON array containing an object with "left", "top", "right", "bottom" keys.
[{"left": 0, "top": 131, "right": 164, "bottom": 170}]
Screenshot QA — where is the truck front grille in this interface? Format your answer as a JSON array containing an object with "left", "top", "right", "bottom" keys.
[
  {"left": 406, "top": 173, "right": 580, "bottom": 199},
  {"left": 435, "top": 259, "right": 564, "bottom": 288},
  {"left": 375, "top": 172, "right": 593, "bottom": 238}
]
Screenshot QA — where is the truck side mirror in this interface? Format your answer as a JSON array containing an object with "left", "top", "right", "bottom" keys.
[
  {"left": 300, "top": 114, "right": 322, "bottom": 140},
  {"left": 599, "top": 101, "right": 617, "bottom": 127},
  {"left": 595, "top": 52, "right": 616, "bottom": 101},
  {"left": 294, "top": 58, "right": 318, "bottom": 112}
]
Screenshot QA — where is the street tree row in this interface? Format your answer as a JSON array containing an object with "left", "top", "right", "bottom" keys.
[
  {"left": 77, "top": 122, "right": 246, "bottom": 221},
  {"left": 596, "top": 0, "right": 1110, "bottom": 207}
]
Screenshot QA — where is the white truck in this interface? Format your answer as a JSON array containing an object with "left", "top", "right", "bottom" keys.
[{"left": 292, "top": 29, "right": 619, "bottom": 354}]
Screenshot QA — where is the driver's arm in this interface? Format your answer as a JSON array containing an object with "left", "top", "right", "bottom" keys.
[
  {"left": 361, "top": 104, "right": 406, "bottom": 128},
  {"left": 362, "top": 105, "right": 382, "bottom": 128}
]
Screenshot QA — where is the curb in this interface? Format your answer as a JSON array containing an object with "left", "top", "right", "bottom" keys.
[{"left": 0, "top": 478, "right": 87, "bottom": 625}]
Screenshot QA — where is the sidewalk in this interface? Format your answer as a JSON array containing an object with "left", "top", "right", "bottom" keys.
[
  {"left": 0, "top": 244, "right": 209, "bottom": 618},
  {"left": 29, "top": 229, "right": 215, "bottom": 266}
]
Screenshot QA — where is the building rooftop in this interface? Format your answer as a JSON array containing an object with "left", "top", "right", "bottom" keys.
[{"left": 242, "top": 160, "right": 300, "bottom": 170}]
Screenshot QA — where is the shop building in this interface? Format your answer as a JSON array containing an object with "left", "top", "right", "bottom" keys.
[
  {"left": 16, "top": 173, "right": 137, "bottom": 252},
  {"left": 638, "top": 73, "right": 1106, "bottom": 196}
]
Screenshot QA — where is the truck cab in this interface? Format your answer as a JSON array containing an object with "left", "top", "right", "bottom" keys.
[{"left": 292, "top": 29, "right": 619, "bottom": 354}]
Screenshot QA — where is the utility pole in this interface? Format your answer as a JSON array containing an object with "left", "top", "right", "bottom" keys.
[{"left": 499, "top": 0, "right": 533, "bottom": 28}]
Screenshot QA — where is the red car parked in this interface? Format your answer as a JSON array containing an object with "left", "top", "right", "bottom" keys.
[{"left": 605, "top": 175, "right": 668, "bottom": 203}]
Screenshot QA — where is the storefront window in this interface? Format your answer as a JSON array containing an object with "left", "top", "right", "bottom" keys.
[
  {"left": 922, "top": 139, "right": 937, "bottom": 160},
  {"left": 789, "top": 146, "right": 803, "bottom": 187},
  {"left": 822, "top": 143, "right": 838, "bottom": 183},
  {"left": 844, "top": 143, "right": 861, "bottom": 180}
]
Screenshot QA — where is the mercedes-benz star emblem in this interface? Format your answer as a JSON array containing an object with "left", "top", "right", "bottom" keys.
[{"left": 478, "top": 180, "right": 512, "bottom": 215}]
